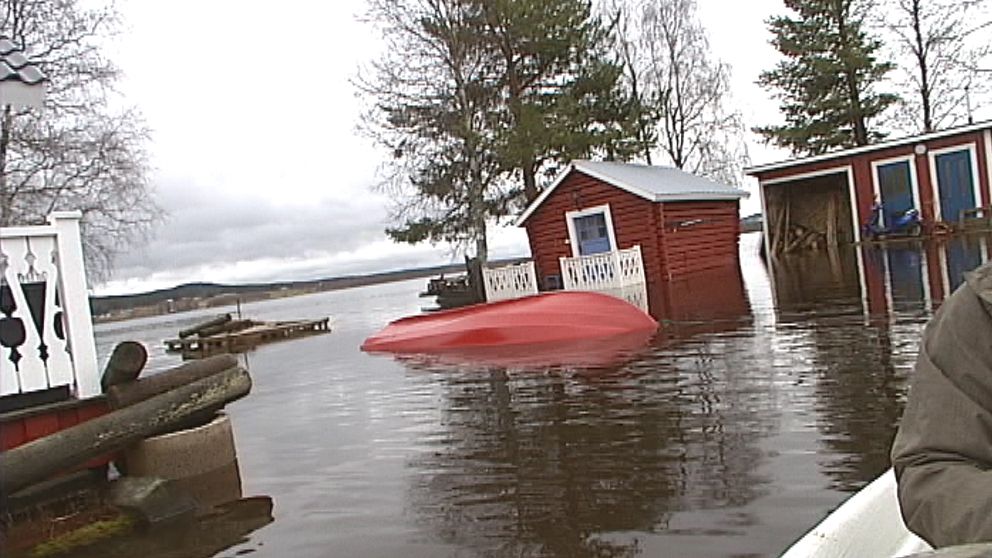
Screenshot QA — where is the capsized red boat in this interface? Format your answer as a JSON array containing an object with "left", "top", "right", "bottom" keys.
[{"left": 361, "top": 291, "right": 658, "bottom": 354}]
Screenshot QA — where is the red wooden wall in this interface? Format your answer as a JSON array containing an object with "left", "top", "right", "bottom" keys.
[
  {"left": 657, "top": 201, "right": 741, "bottom": 278},
  {"left": 1, "top": 398, "right": 112, "bottom": 469}
]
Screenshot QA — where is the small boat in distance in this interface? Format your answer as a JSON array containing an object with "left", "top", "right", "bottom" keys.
[{"left": 361, "top": 291, "right": 658, "bottom": 355}]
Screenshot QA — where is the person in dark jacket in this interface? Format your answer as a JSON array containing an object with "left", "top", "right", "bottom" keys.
[{"left": 891, "top": 262, "right": 992, "bottom": 547}]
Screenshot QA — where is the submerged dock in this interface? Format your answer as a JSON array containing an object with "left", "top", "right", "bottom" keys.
[{"left": 165, "top": 317, "right": 331, "bottom": 358}]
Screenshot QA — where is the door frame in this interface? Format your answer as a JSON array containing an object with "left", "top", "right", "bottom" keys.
[
  {"left": 927, "top": 142, "right": 983, "bottom": 223},
  {"left": 565, "top": 203, "right": 619, "bottom": 257},
  {"left": 870, "top": 154, "right": 922, "bottom": 227}
]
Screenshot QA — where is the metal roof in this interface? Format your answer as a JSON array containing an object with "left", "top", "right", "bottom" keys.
[
  {"left": 745, "top": 120, "right": 992, "bottom": 176},
  {"left": 0, "top": 37, "right": 45, "bottom": 108},
  {"left": 516, "top": 160, "right": 749, "bottom": 225}
]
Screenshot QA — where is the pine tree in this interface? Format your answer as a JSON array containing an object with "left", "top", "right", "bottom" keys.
[
  {"left": 480, "top": 0, "right": 641, "bottom": 203},
  {"left": 756, "top": 0, "right": 898, "bottom": 155}
]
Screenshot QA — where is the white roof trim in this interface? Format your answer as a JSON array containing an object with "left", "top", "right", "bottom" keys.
[
  {"left": 515, "top": 161, "right": 748, "bottom": 226},
  {"left": 745, "top": 120, "right": 992, "bottom": 175}
]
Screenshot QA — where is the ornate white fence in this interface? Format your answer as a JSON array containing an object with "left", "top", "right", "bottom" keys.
[
  {"left": 559, "top": 246, "right": 648, "bottom": 311},
  {"left": 0, "top": 212, "right": 99, "bottom": 398},
  {"left": 483, "top": 260, "right": 538, "bottom": 302}
]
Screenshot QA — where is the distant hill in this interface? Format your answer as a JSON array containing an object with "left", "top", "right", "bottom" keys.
[{"left": 90, "top": 258, "right": 527, "bottom": 320}]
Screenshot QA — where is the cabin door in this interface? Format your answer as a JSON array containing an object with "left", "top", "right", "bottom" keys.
[
  {"left": 935, "top": 149, "right": 976, "bottom": 223},
  {"left": 876, "top": 160, "right": 915, "bottom": 226}
]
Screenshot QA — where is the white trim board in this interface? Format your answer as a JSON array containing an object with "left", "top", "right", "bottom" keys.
[{"left": 870, "top": 154, "right": 922, "bottom": 228}]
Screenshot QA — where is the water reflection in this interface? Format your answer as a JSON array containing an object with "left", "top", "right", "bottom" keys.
[
  {"left": 402, "top": 336, "right": 770, "bottom": 555},
  {"left": 66, "top": 494, "right": 274, "bottom": 558}
]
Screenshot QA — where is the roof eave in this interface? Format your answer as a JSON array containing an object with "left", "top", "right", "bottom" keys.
[
  {"left": 652, "top": 192, "right": 750, "bottom": 202},
  {"left": 745, "top": 120, "right": 992, "bottom": 176}
]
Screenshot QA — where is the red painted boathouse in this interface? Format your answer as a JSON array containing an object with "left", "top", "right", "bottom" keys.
[
  {"left": 746, "top": 121, "right": 992, "bottom": 257},
  {"left": 515, "top": 160, "right": 749, "bottom": 310}
]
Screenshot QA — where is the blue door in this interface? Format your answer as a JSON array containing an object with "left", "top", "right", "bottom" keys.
[
  {"left": 877, "top": 161, "right": 914, "bottom": 226},
  {"left": 573, "top": 212, "right": 612, "bottom": 255},
  {"left": 935, "top": 150, "right": 975, "bottom": 223}
]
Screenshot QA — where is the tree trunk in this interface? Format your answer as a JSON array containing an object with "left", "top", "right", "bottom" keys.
[{"left": 910, "top": 0, "right": 933, "bottom": 132}]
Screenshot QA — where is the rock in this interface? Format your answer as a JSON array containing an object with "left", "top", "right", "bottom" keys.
[{"left": 107, "top": 477, "right": 196, "bottom": 527}]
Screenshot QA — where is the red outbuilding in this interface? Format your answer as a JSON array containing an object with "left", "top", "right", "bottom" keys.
[
  {"left": 515, "top": 160, "right": 749, "bottom": 317},
  {"left": 746, "top": 121, "right": 992, "bottom": 258}
]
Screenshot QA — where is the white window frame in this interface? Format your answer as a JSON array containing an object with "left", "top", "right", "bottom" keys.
[
  {"left": 565, "top": 203, "right": 619, "bottom": 258},
  {"left": 927, "top": 143, "right": 983, "bottom": 223},
  {"left": 870, "top": 154, "right": 922, "bottom": 227}
]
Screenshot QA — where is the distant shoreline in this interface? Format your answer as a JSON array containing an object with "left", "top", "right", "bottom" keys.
[{"left": 90, "top": 259, "right": 525, "bottom": 323}]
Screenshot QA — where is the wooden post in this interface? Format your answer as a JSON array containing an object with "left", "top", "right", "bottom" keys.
[
  {"left": 826, "top": 192, "right": 838, "bottom": 246},
  {"left": 49, "top": 212, "right": 100, "bottom": 398},
  {"left": 101, "top": 341, "right": 148, "bottom": 393},
  {"left": 0, "top": 366, "right": 251, "bottom": 497}
]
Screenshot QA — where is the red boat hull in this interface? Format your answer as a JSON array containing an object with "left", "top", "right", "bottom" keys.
[{"left": 361, "top": 291, "right": 658, "bottom": 354}]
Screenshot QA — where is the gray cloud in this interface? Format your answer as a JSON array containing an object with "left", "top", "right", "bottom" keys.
[{"left": 108, "top": 175, "right": 403, "bottom": 285}]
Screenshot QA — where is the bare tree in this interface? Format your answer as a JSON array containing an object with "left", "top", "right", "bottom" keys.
[
  {"left": 607, "top": 0, "right": 748, "bottom": 185},
  {"left": 882, "top": 0, "right": 992, "bottom": 132},
  {"left": 0, "top": 0, "right": 159, "bottom": 281}
]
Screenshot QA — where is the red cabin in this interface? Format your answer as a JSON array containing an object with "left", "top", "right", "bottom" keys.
[{"left": 515, "top": 160, "right": 749, "bottom": 319}]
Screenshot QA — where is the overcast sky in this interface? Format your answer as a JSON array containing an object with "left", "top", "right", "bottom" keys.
[{"left": 92, "top": 0, "right": 982, "bottom": 295}]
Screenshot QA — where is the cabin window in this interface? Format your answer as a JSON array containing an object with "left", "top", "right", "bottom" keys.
[
  {"left": 565, "top": 204, "right": 618, "bottom": 257},
  {"left": 930, "top": 146, "right": 980, "bottom": 223}
]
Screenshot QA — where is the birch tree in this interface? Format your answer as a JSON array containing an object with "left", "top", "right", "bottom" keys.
[
  {"left": 882, "top": 0, "right": 992, "bottom": 132},
  {"left": 0, "top": 0, "right": 159, "bottom": 280},
  {"left": 357, "top": 0, "right": 504, "bottom": 262},
  {"left": 607, "top": 0, "right": 748, "bottom": 186}
]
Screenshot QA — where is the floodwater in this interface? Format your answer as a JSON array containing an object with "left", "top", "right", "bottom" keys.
[{"left": 89, "top": 231, "right": 992, "bottom": 558}]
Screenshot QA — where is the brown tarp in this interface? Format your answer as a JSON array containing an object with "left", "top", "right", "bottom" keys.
[{"left": 891, "top": 262, "right": 992, "bottom": 547}]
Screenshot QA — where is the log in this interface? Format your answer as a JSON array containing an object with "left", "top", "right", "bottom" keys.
[
  {"left": 107, "top": 353, "right": 239, "bottom": 409},
  {"left": 100, "top": 341, "right": 148, "bottom": 393},
  {"left": 178, "top": 314, "right": 232, "bottom": 339},
  {"left": 197, "top": 319, "right": 255, "bottom": 338},
  {"left": 0, "top": 367, "right": 251, "bottom": 497}
]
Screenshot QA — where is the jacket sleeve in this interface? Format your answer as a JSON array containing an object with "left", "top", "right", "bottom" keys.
[{"left": 890, "top": 278, "right": 992, "bottom": 548}]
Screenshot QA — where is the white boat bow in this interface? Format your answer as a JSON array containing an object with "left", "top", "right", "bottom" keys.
[{"left": 781, "top": 468, "right": 932, "bottom": 558}]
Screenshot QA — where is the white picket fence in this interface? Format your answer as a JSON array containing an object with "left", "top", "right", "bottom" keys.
[
  {"left": 483, "top": 260, "right": 538, "bottom": 302},
  {"left": 0, "top": 212, "right": 99, "bottom": 398},
  {"left": 559, "top": 246, "right": 648, "bottom": 311}
]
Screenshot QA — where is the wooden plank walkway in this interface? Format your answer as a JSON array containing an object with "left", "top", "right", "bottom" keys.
[{"left": 164, "top": 318, "right": 331, "bottom": 358}]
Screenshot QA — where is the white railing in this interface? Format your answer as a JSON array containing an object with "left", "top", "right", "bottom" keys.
[
  {"left": 559, "top": 246, "right": 649, "bottom": 311},
  {"left": 0, "top": 212, "right": 99, "bottom": 398},
  {"left": 483, "top": 260, "right": 538, "bottom": 302}
]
